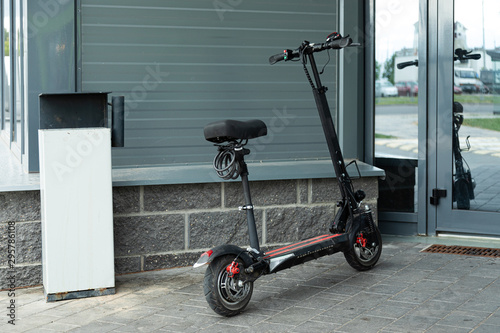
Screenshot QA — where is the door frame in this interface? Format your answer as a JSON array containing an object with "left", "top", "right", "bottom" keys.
[
  {"left": 370, "top": 0, "right": 427, "bottom": 236},
  {"left": 418, "top": 0, "right": 430, "bottom": 235},
  {"left": 429, "top": 0, "right": 500, "bottom": 236}
]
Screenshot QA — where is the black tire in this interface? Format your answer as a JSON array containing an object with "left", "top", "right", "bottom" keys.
[
  {"left": 455, "top": 178, "right": 470, "bottom": 210},
  {"left": 344, "top": 215, "right": 382, "bottom": 271},
  {"left": 203, "top": 255, "right": 253, "bottom": 317}
]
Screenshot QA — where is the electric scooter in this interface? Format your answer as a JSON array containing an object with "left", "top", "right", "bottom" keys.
[
  {"left": 194, "top": 33, "right": 382, "bottom": 317},
  {"left": 452, "top": 101, "right": 476, "bottom": 209},
  {"left": 397, "top": 48, "right": 478, "bottom": 210}
]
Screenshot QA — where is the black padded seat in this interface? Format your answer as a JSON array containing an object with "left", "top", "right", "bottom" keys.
[{"left": 204, "top": 119, "right": 267, "bottom": 143}]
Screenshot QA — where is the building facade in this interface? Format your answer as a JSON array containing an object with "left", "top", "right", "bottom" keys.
[{"left": 1, "top": 0, "right": 500, "bottom": 289}]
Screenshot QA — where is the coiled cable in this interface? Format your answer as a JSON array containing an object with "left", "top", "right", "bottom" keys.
[{"left": 213, "top": 145, "right": 241, "bottom": 180}]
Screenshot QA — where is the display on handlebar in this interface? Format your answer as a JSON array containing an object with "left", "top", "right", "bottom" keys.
[{"left": 268, "top": 33, "right": 357, "bottom": 65}]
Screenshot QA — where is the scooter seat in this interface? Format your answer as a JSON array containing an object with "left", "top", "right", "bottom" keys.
[{"left": 204, "top": 119, "right": 267, "bottom": 143}]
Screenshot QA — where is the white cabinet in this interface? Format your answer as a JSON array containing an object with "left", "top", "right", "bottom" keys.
[{"left": 39, "top": 128, "right": 115, "bottom": 301}]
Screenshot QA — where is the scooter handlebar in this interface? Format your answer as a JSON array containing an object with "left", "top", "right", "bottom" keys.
[
  {"left": 269, "top": 52, "right": 286, "bottom": 65},
  {"left": 397, "top": 60, "right": 418, "bottom": 69},
  {"left": 269, "top": 36, "right": 356, "bottom": 65},
  {"left": 269, "top": 49, "right": 297, "bottom": 65},
  {"left": 323, "top": 36, "right": 354, "bottom": 50}
]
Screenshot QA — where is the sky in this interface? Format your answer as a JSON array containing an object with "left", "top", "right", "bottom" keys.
[
  {"left": 375, "top": 0, "right": 500, "bottom": 64},
  {"left": 455, "top": 0, "right": 500, "bottom": 50},
  {"left": 375, "top": 0, "right": 419, "bottom": 64}
]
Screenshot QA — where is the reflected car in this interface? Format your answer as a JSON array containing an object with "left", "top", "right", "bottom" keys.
[
  {"left": 454, "top": 68, "right": 489, "bottom": 94},
  {"left": 395, "top": 81, "right": 418, "bottom": 97},
  {"left": 375, "top": 80, "right": 398, "bottom": 97}
]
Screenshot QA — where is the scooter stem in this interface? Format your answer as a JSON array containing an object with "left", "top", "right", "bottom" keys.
[
  {"left": 307, "top": 52, "right": 355, "bottom": 209},
  {"left": 236, "top": 151, "right": 260, "bottom": 251}
]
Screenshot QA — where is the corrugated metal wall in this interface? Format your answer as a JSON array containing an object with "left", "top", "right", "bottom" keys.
[{"left": 81, "top": 0, "right": 338, "bottom": 167}]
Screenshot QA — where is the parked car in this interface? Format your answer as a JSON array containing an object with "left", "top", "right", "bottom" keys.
[
  {"left": 454, "top": 68, "right": 489, "bottom": 93},
  {"left": 395, "top": 81, "right": 418, "bottom": 97},
  {"left": 375, "top": 80, "right": 398, "bottom": 97},
  {"left": 454, "top": 84, "right": 463, "bottom": 94}
]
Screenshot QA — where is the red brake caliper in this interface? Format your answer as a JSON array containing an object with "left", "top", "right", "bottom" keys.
[
  {"left": 226, "top": 261, "right": 240, "bottom": 278},
  {"left": 356, "top": 233, "right": 367, "bottom": 248}
]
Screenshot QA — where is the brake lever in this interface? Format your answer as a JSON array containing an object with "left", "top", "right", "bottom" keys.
[{"left": 464, "top": 135, "right": 472, "bottom": 152}]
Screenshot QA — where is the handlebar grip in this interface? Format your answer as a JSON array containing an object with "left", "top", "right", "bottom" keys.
[
  {"left": 270, "top": 36, "right": 357, "bottom": 65},
  {"left": 269, "top": 49, "right": 299, "bottom": 65},
  {"left": 326, "top": 36, "right": 352, "bottom": 49},
  {"left": 397, "top": 60, "right": 418, "bottom": 69},
  {"left": 269, "top": 52, "right": 286, "bottom": 65}
]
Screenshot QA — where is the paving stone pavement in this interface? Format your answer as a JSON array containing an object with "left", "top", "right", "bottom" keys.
[{"left": 2, "top": 237, "right": 500, "bottom": 332}]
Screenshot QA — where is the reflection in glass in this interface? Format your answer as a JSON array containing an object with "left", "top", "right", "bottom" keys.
[
  {"left": 452, "top": 101, "right": 475, "bottom": 210},
  {"left": 453, "top": 0, "right": 500, "bottom": 212},
  {"left": 375, "top": 0, "right": 419, "bottom": 213},
  {"left": 2, "top": 0, "right": 10, "bottom": 134},
  {"left": 14, "top": 0, "right": 22, "bottom": 145}
]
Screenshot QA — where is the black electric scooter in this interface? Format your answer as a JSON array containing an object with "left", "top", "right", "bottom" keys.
[
  {"left": 397, "top": 48, "right": 477, "bottom": 209},
  {"left": 194, "top": 33, "right": 382, "bottom": 317},
  {"left": 452, "top": 101, "right": 476, "bottom": 209}
]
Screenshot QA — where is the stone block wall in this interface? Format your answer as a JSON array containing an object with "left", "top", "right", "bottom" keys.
[
  {"left": 0, "top": 191, "right": 42, "bottom": 289},
  {"left": 0, "top": 177, "right": 378, "bottom": 289}
]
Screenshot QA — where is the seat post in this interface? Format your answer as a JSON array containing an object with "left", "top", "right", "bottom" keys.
[{"left": 235, "top": 148, "right": 260, "bottom": 252}]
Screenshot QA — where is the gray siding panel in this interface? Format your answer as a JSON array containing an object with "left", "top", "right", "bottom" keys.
[{"left": 81, "top": 0, "right": 338, "bottom": 168}]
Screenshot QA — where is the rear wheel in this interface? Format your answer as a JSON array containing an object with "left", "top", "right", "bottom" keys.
[
  {"left": 344, "top": 215, "right": 382, "bottom": 271},
  {"left": 204, "top": 255, "right": 253, "bottom": 316}
]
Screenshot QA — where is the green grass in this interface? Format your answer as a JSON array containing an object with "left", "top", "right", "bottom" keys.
[
  {"left": 454, "top": 95, "right": 495, "bottom": 104},
  {"left": 375, "top": 97, "right": 417, "bottom": 105},
  {"left": 462, "top": 118, "right": 500, "bottom": 132},
  {"left": 375, "top": 133, "right": 398, "bottom": 139},
  {"left": 375, "top": 95, "right": 496, "bottom": 106}
]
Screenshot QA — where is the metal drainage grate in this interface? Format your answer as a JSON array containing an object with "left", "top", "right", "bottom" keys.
[{"left": 422, "top": 244, "right": 500, "bottom": 258}]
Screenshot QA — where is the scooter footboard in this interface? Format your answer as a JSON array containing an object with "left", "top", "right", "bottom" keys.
[{"left": 264, "top": 234, "right": 349, "bottom": 273}]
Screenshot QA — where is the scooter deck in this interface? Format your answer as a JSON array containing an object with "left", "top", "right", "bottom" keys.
[{"left": 263, "top": 233, "right": 349, "bottom": 273}]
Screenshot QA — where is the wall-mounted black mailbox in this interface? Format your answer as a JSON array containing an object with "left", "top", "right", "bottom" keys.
[
  {"left": 39, "top": 92, "right": 109, "bottom": 129},
  {"left": 39, "top": 92, "right": 124, "bottom": 147}
]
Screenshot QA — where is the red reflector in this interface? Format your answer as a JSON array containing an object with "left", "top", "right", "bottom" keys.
[{"left": 193, "top": 249, "right": 214, "bottom": 268}]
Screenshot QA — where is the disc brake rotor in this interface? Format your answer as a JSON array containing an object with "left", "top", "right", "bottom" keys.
[
  {"left": 219, "top": 269, "right": 250, "bottom": 302},
  {"left": 354, "top": 232, "right": 378, "bottom": 262}
]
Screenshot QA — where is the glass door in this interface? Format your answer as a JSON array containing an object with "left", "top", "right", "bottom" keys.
[
  {"left": 1, "top": 0, "right": 11, "bottom": 142},
  {"left": 12, "top": 0, "right": 22, "bottom": 154},
  {"left": 374, "top": 0, "right": 422, "bottom": 229},
  {"left": 435, "top": 0, "right": 500, "bottom": 235},
  {"left": 0, "top": 0, "right": 24, "bottom": 159}
]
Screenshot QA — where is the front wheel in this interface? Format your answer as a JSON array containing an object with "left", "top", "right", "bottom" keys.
[
  {"left": 203, "top": 255, "right": 253, "bottom": 316},
  {"left": 344, "top": 215, "right": 382, "bottom": 271},
  {"left": 454, "top": 178, "right": 471, "bottom": 210}
]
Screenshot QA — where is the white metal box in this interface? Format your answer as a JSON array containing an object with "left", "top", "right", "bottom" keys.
[{"left": 39, "top": 128, "right": 115, "bottom": 301}]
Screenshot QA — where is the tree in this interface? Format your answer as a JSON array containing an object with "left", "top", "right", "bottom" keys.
[
  {"left": 4, "top": 30, "right": 9, "bottom": 55},
  {"left": 383, "top": 53, "right": 396, "bottom": 84}
]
